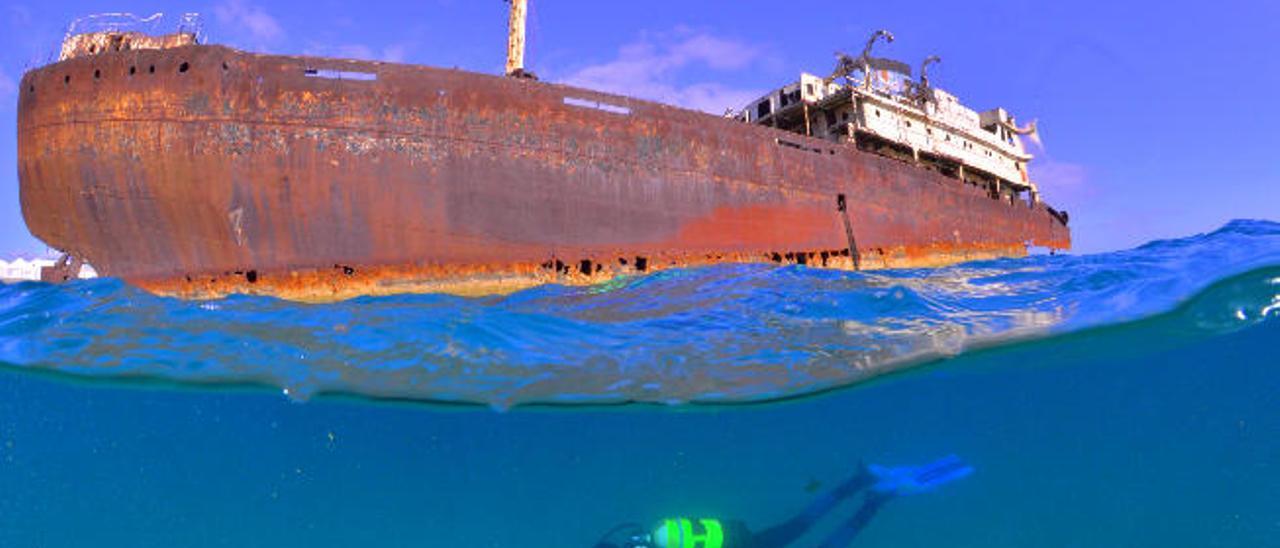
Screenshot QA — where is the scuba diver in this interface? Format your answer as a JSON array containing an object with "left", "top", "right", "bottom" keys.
[{"left": 593, "top": 454, "right": 972, "bottom": 548}]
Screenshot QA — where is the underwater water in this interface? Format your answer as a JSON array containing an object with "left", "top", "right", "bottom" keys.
[{"left": 1, "top": 219, "right": 1278, "bottom": 546}]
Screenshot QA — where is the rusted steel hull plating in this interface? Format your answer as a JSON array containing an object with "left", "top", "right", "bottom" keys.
[{"left": 18, "top": 46, "right": 1070, "bottom": 301}]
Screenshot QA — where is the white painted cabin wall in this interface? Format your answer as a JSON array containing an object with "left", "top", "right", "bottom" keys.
[{"left": 741, "top": 73, "right": 1037, "bottom": 190}]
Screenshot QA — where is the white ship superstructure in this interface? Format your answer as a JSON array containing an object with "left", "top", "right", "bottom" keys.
[{"left": 737, "top": 31, "right": 1044, "bottom": 206}]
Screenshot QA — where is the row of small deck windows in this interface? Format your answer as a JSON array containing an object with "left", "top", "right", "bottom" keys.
[
  {"left": 42, "top": 60, "right": 230, "bottom": 90},
  {"left": 927, "top": 123, "right": 1012, "bottom": 165},
  {"left": 875, "top": 109, "right": 1004, "bottom": 157},
  {"left": 86, "top": 43, "right": 134, "bottom": 54},
  {"left": 876, "top": 107, "right": 964, "bottom": 151},
  {"left": 862, "top": 106, "right": 1025, "bottom": 173}
]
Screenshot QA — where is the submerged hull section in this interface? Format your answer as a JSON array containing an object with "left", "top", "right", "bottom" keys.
[{"left": 18, "top": 45, "right": 1069, "bottom": 300}]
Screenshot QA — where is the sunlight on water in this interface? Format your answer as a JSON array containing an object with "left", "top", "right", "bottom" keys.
[{"left": 1, "top": 220, "right": 1279, "bottom": 407}]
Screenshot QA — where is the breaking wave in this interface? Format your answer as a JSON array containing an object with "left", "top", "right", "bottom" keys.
[{"left": 1, "top": 220, "right": 1278, "bottom": 407}]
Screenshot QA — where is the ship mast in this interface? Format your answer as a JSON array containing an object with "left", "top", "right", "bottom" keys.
[{"left": 505, "top": 0, "right": 534, "bottom": 78}]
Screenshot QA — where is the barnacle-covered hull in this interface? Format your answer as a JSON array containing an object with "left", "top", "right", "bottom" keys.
[{"left": 18, "top": 45, "right": 1069, "bottom": 300}]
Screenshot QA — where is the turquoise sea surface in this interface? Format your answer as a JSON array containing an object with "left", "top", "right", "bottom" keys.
[{"left": 1, "top": 219, "right": 1278, "bottom": 546}]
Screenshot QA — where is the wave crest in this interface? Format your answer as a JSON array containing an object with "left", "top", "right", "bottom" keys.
[{"left": 2, "top": 220, "right": 1279, "bottom": 407}]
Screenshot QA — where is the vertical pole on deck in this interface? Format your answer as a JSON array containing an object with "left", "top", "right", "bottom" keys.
[
  {"left": 505, "top": 0, "right": 528, "bottom": 77},
  {"left": 804, "top": 103, "right": 812, "bottom": 137}
]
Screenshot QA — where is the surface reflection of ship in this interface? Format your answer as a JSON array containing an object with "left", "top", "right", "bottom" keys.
[{"left": 19, "top": 4, "right": 1069, "bottom": 301}]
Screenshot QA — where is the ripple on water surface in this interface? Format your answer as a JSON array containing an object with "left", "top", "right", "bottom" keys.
[{"left": 2, "top": 220, "right": 1279, "bottom": 407}]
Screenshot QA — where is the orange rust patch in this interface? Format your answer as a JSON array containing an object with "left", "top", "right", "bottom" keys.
[
  {"left": 670, "top": 205, "right": 837, "bottom": 249},
  {"left": 132, "top": 242, "right": 1028, "bottom": 302}
]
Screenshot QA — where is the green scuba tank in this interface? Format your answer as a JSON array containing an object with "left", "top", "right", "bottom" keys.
[{"left": 652, "top": 517, "right": 725, "bottom": 548}]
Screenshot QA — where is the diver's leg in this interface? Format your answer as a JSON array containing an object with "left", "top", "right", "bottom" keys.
[
  {"left": 749, "top": 468, "right": 874, "bottom": 548},
  {"left": 814, "top": 492, "right": 893, "bottom": 548}
]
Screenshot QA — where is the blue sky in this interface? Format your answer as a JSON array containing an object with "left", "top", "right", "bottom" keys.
[{"left": 1, "top": 0, "right": 1277, "bottom": 257}]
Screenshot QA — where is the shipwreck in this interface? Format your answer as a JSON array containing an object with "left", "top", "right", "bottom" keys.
[{"left": 18, "top": 6, "right": 1069, "bottom": 300}]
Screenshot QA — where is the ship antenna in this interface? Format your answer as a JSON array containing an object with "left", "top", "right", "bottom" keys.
[
  {"left": 860, "top": 30, "right": 894, "bottom": 89},
  {"left": 919, "top": 55, "right": 940, "bottom": 89},
  {"left": 918, "top": 55, "right": 941, "bottom": 104},
  {"left": 505, "top": 0, "right": 536, "bottom": 79},
  {"left": 826, "top": 30, "right": 895, "bottom": 87}
]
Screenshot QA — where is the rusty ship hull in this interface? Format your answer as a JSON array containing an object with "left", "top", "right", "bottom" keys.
[{"left": 18, "top": 45, "right": 1070, "bottom": 300}]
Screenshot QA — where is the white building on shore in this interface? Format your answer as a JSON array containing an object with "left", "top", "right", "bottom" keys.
[{"left": 0, "top": 258, "right": 97, "bottom": 282}]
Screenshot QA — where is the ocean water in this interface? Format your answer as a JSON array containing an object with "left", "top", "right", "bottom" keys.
[{"left": 1, "top": 219, "right": 1278, "bottom": 547}]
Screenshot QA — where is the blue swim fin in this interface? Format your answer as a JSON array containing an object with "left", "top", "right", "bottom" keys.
[{"left": 868, "top": 454, "right": 973, "bottom": 496}]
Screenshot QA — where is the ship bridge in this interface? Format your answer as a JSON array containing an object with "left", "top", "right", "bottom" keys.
[{"left": 735, "top": 31, "right": 1043, "bottom": 207}]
